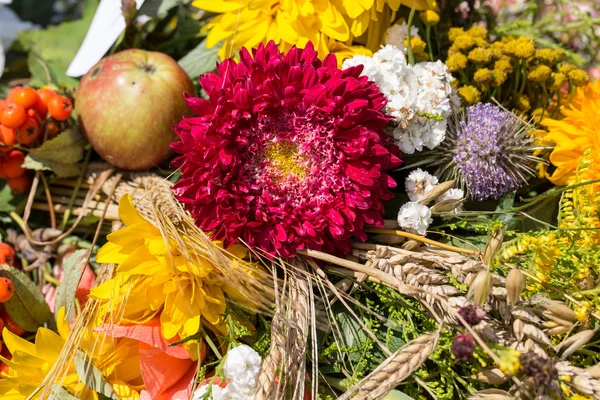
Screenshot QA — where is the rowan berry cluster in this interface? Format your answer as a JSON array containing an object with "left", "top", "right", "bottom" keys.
[{"left": 0, "top": 86, "right": 73, "bottom": 194}]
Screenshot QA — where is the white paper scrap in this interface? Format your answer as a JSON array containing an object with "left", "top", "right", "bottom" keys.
[{"left": 66, "top": 0, "right": 145, "bottom": 78}]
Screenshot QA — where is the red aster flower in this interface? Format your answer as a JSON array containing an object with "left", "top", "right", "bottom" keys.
[{"left": 171, "top": 41, "right": 401, "bottom": 257}]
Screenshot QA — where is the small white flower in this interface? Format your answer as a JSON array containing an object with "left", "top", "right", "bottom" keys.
[
  {"left": 397, "top": 202, "right": 433, "bottom": 236},
  {"left": 343, "top": 46, "right": 455, "bottom": 153},
  {"left": 437, "top": 188, "right": 465, "bottom": 202},
  {"left": 405, "top": 169, "right": 439, "bottom": 201},
  {"left": 383, "top": 22, "right": 420, "bottom": 53},
  {"left": 223, "top": 345, "right": 262, "bottom": 396}
]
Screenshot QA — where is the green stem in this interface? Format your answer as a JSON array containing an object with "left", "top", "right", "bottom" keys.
[
  {"left": 539, "top": 82, "right": 548, "bottom": 121},
  {"left": 443, "top": 179, "right": 600, "bottom": 217},
  {"left": 517, "top": 62, "right": 528, "bottom": 98},
  {"left": 513, "top": 58, "right": 521, "bottom": 99},
  {"left": 61, "top": 147, "right": 92, "bottom": 231},
  {"left": 425, "top": 26, "right": 433, "bottom": 61},
  {"left": 551, "top": 90, "right": 562, "bottom": 118},
  {"left": 202, "top": 331, "right": 222, "bottom": 360},
  {"left": 406, "top": 4, "right": 417, "bottom": 65}
]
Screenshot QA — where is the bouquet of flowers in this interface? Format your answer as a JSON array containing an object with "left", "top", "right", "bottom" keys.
[{"left": 0, "top": 0, "right": 600, "bottom": 399}]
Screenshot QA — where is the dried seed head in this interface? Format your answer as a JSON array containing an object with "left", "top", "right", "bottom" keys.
[
  {"left": 468, "top": 389, "right": 514, "bottom": 400},
  {"left": 402, "top": 239, "right": 422, "bottom": 251},
  {"left": 520, "top": 351, "right": 559, "bottom": 388},
  {"left": 452, "top": 333, "right": 475, "bottom": 360},
  {"left": 585, "top": 363, "right": 600, "bottom": 379},
  {"left": 459, "top": 304, "right": 486, "bottom": 326},
  {"left": 541, "top": 299, "right": 577, "bottom": 323},
  {"left": 472, "top": 368, "right": 509, "bottom": 385},
  {"left": 418, "top": 179, "right": 457, "bottom": 205},
  {"left": 483, "top": 227, "right": 504, "bottom": 265},
  {"left": 546, "top": 325, "right": 572, "bottom": 336},
  {"left": 560, "top": 330, "right": 595, "bottom": 359},
  {"left": 468, "top": 270, "right": 492, "bottom": 305},
  {"left": 513, "top": 319, "right": 525, "bottom": 341},
  {"left": 506, "top": 268, "right": 524, "bottom": 306},
  {"left": 522, "top": 323, "right": 552, "bottom": 347},
  {"left": 430, "top": 198, "right": 466, "bottom": 213}
]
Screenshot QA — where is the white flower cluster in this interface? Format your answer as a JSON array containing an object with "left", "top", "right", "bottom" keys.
[
  {"left": 405, "top": 168, "right": 439, "bottom": 202},
  {"left": 343, "top": 45, "right": 457, "bottom": 154},
  {"left": 399, "top": 169, "right": 466, "bottom": 234},
  {"left": 193, "top": 345, "right": 262, "bottom": 400},
  {"left": 397, "top": 202, "right": 432, "bottom": 236},
  {"left": 383, "top": 21, "right": 420, "bottom": 54}
]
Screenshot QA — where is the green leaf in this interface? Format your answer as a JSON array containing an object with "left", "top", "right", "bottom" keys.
[
  {"left": 336, "top": 308, "right": 368, "bottom": 351},
  {"left": 22, "top": 155, "right": 82, "bottom": 178},
  {"left": 494, "top": 192, "right": 516, "bottom": 226},
  {"left": 22, "top": 128, "right": 86, "bottom": 178},
  {"left": 178, "top": 38, "right": 220, "bottom": 79},
  {"left": 18, "top": 0, "right": 98, "bottom": 89},
  {"left": 0, "top": 181, "right": 23, "bottom": 213},
  {"left": 73, "top": 350, "right": 120, "bottom": 400},
  {"left": 29, "top": 128, "right": 85, "bottom": 164},
  {"left": 139, "top": 0, "right": 183, "bottom": 18},
  {"left": 54, "top": 249, "right": 89, "bottom": 322},
  {"left": 49, "top": 385, "right": 79, "bottom": 400},
  {"left": 0, "top": 265, "right": 54, "bottom": 332}
]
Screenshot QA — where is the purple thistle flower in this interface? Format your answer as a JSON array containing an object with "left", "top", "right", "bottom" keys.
[{"left": 425, "top": 103, "right": 540, "bottom": 201}]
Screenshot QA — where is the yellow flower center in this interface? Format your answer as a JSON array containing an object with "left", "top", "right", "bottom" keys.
[{"left": 262, "top": 141, "right": 307, "bottom": 180}]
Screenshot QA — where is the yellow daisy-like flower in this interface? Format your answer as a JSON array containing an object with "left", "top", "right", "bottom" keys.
[
  {"left": 0, "top": 308, "right": 142, "bottom": 400},
  {"left": 193, "top": 0, "right": 435, "bottom": 63},
  {"left": 90, "top": 194, "right": 249, "bottom": 347},
  {"left": 542, "top": 79, "right": 600, "bottom": 185}
]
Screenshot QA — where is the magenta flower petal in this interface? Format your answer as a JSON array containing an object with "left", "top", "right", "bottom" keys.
[{"left": 171, "top": 41, "right": 401, "bottom": 257}]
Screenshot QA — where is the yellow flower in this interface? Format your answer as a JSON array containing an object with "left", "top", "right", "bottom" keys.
[
  {"left": 542, "top": 79, "right": 600, "bottom": 184},
  {"left": 493, "top": 69, "right": 507, "bottom": 86},
  {"left": 419, "top": 9, "right": 439, "bottom": 26},
  {"left": 458, "top": 85, "right": 481, "bottom": 105},
  {"left": 550, "top": 72, "right": 567, "bottom": 91},
  {"left": 446, "top": 53, "right": 467, "bottom": 72},
  {"left": 0, "top": 308, "right": 142, "bottom": 400},
  {"left": 91, "top": 194, "right": 250, "bottom": 348},
  {"left": 448, "top": 27, "right": 465, "bottom": 42},
  {"left": 559, "top": 63, "right": 577, "bottom": 74},
  {"left": 494, "top": 57, "right": 513, "bottom": 73},
  {"left": 536, "top": 48, "right": 564, "bottom": 65},
  {"left": 528, "top": 65, "right": 552, "bottom": 82},
  {"left": 467, "top": 26, "right": 487, "bottom": 39},
  {"left": 516, "top": 95, "right": 531, "bottom": 112},
  {"left": 194, "top": 0, "right": 434, "bottom": 62},
  {"left": 468, "top": 47, "right": 492, "bottom": 63},
  {"left": 404, "top": 36, "right": 427, "bottom": 55},
  {"left": 473, "top": 68, "right": 494, "bottom": 84},
  {"left": 451, "top": 35, "right": 476, "bottom": 52},
  {"left": 497, "top": 348, "right": 521, "bottom": 376},
  {"left": 513, "top": 37, "right": 535, "bottom": 58},
  {"left": 568, "top": 69, "right": 589, "bottom": 86},
  {"left": 574, "top": 301, "right": 592, "bottom": 324}
]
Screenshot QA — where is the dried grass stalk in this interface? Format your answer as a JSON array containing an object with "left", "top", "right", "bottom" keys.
[
  {"left": 255, "top": 258, "right": 311, "bottom": 400},
  {"left": 338, "top": 331, "right": 440, "bottom": 400}
]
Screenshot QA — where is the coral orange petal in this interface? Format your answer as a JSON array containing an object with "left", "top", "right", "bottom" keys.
[
  {"left": 95, "top": 318, "right": 190, "bottom": 359},
  {"left": 138, "top": 342, "right": 194, "bottom": 399}
]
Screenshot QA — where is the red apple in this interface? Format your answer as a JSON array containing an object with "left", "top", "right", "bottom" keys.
[{"left": 75, "top": 49, "right": 195, "bottom": 170}]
